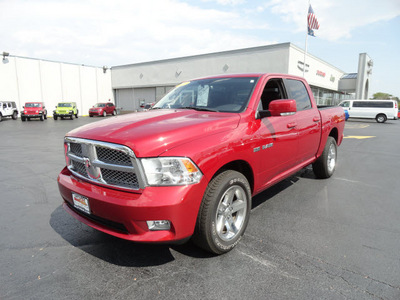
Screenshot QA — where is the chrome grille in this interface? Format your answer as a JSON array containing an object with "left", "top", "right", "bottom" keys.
[
  {"left": 70, "top": 143, "right": 83, "bottom": 156},
  {"left": 101, "top": 168, "right": 139, "bottom": 188},
  {"left": 96, "top": 146, "right": 132, "bottom": 166},
  {"left": 65, "top": 137, "right": 144, "bottom": 190}
]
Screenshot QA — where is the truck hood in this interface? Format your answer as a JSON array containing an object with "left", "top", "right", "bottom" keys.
[{"left": 66, "top": 109, "right": 240, "bottom": 157}]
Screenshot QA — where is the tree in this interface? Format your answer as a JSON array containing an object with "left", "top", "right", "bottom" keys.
[{"left": 372, "top": 92, "right": 393, "bottom": 99}]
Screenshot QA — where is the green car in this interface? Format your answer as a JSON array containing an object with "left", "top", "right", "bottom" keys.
[{"left": 53, "top": 102, "right": 78, "bottom": 120}]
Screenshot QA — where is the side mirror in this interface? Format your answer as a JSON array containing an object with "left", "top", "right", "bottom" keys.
[
  {"left": 269, "top": 99, "right": 297, "bottom": 116},
  {"left": 22, "top": 106, "right": 25, "bottom": 108}
]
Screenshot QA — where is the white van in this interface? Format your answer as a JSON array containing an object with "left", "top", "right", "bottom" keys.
[{"left": 338, "top": 100, "right": 398, "bottom": 123}]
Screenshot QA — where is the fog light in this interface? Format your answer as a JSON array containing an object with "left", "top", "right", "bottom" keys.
[{"left": 146, "top": 220, "right": 171, "bottom": 231}]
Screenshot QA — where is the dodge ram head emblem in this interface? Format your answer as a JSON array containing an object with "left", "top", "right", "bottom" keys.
[{"left": 83, "top": 157, "right": 101, "bottom": 180}]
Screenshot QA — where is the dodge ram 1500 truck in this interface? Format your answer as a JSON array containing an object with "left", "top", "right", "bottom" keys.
[{"left": 58, "top": 73, "right": 345, "bottom": 254}]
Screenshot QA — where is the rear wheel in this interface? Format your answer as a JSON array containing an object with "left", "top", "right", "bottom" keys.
[
  {"left": 193, "top": 170, "right": 251, "bottom": 254},
  {"left": 12, "top": 111, "right": 17, "bottom": 120},
  {"left": 376, "top": 114, "right": 386, "bottom": 123},
  {"left": 103, "top": 111, "right": 107, "bottom": 117},
  {"left": 0, "top": 114, "right": 2, "bottom": 122},
  {"left": 112, "top": 110, "right": 117, "bottom": 116},
  {"left": 312, "top": 137, "right": 337, "bottom": 179},
  {"left": 40, "top": 114, "right": 44, "bottom": 121}
]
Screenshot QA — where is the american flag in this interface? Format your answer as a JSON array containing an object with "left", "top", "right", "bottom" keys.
[{"left": 307, "top": 5, "right": 319, "bottom": 37}]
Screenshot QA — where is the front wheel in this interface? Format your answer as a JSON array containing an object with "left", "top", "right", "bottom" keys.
[
  {"left": 193, "top": 170, "right": 251, "bottom": 255},
  {"left": 103, "top": 111, "right": 107, "bottom": 117},
  {"left": 376, "top": 114, "right": 386, "bottom": 123},
  {"left": 12, "top": 112, "right": 18, "bottom": 120},
  {"left": 54, "top": 115, "right": 58, "bottom": 120},
  {"left": 312, "top": 136, "right": 337, "bottom": 179},
  {"left": 112, "top": 110, "right": 117, "bottom": 116},
  {"left": 40, "top": 114, "right": 44, "bottom": 121}
]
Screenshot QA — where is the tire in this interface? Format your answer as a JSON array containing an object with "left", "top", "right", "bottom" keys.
[
  {"left": 40, "top": 114, "right": 44, "bottom": 121},
  {"left": 12, "top": 111, "right": 17, "bottom": 120},
  {"left": 0, "top": 114, "right": 2, "bottom": 122},
  {"left": 312, "top": 136, "right": 337, "bottom": 179},
  {"left": 44, "top": 113, "right": 47, "bottom": 120},
  {"left": 75, "top": 110, "right": 78, "bottom": 118},
  {"left": 70, "top": 114, "right": 73, "bottom": 120},
  {"left": 21, "top": 116, "right": 26, "bottom": 121},
  {"left": 376, "top": 114, "right": 386, "bottom": 123},
  {"left": 54, "top": 115, "right": 58, "bottom": 120},
  {"left": 112, "top": 110, "right": 117, "bottom": 116},
  {"left": 103, "top": 111, "right": 107, "bottom": 117},
  {"left": 193, "top": 170, "right": 251, "bottom": 254}
]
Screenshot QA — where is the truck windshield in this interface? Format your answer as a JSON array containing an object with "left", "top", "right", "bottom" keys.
[
  {"left": 25, "top": 103, "right": 41, "bottom": 107},
  {"left": 153, "top": 77, "right": 259, "bottom": 113},
  {"left": 58, "top": 103, "right": 72, "bottom": 107}
]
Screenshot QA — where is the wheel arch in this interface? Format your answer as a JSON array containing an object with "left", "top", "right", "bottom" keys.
[{"left": 210, "top": 160, "right": 254, "bottom": 194}]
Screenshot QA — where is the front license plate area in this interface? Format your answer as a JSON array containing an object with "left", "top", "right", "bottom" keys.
[{"left": 72, "top": 193, "right": 90, "bottom": 214}]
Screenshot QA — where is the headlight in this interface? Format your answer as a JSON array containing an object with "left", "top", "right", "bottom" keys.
[{"left": 141, "top": 157, "right": 202, "bottom": 186}]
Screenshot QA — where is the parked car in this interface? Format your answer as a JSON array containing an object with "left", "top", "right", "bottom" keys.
[
  {"left": 89, "top": 102, "right": 117, "bottom": 117},
  {"left": 338, "top": 99, "right": 398, "bottom": 123},
  {"left": 0, "top": 101, "right": 18, "bottom": 122},
  {"left": 140, "top": 103, "right": 155, "bottom": 111},
  {"left": 21, "top": 102, "right": 47, "bottom": 121},
  {"left": 58, "top": 73, "right": 345, "bottom": 254},
  {"left": 54, "top": 102, "right": 78, "bottom": 120}
]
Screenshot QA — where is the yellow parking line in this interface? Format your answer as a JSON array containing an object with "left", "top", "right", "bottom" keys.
[{"left": 344, "top": 136, "right": 375, "bottom": 139}]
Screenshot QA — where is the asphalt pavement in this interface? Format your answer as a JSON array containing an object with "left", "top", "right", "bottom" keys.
[{"left": 1, "top": 115, "right": 399, "bottom": 299}]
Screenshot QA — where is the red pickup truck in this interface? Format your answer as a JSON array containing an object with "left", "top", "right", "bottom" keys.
[{"left": 58, "top": 73, "right": 345, "bottom": 254}]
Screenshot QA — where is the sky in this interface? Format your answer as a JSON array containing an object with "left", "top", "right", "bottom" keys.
[{"left": 1, "top": 0, "right": 400, "bottom": 97}]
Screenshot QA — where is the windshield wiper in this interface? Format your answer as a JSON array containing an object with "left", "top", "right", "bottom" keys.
[{"left": 180, "top": 106, "right": 219, "bottom": 112}]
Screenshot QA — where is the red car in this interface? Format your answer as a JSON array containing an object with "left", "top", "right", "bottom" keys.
[
  {"left": 58, "top": 73, "right": 345, "bottom": 254},
  {"left": 21, "top": 102, "right": 47, "bottom": 121},
  {"left": 89, "top": 103, "right": 117, "bottom": 117}
]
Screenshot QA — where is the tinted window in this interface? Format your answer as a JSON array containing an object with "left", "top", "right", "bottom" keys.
[
  {"left": 285, "top": 79, "right": 312, "bottom": 111},
  {"left": 153, "top": 77, "right": 259, "bottom": 113},
  {"left": 353, "top": 101, "right": 393, "bottom": 108},
  {"left": 340, "top": 101, "right": 350, "bottom": 108}
]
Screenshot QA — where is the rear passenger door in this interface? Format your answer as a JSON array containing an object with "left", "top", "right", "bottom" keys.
[{"left": 284, "top": 79, "right": 321, "bottom": 164}]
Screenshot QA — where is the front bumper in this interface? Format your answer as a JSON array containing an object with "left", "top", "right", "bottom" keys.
[
  {"left": 89, "top": 110, "right": 102, "bottom": 116},
  {"left": 57, "top": 167, "right": 208, "bottom": 243},
  {"left": 54, "top": 112, "right": 73, "bottom": 117},
  {"left": 22, "top": 113, "right": 43, "bottom": 118}
]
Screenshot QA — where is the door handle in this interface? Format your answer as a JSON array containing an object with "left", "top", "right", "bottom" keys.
[
  {"left": 287, "top": 122, "right": 297, "bottom": 129},
  {"left": 313, "top": 116, "right": 320, "bottom": 122}
]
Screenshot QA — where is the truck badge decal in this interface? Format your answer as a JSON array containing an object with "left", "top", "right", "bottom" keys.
[
  {"left": 262, "top": 143, "right": 274, "bottom": 150},
  {"left": 83, "top": 157, "right": 101, "bottom": 180}
]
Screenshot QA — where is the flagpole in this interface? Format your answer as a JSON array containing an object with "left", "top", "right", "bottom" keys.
[{"left": 303, "top": 0, "right": 311, "bottom": 78}]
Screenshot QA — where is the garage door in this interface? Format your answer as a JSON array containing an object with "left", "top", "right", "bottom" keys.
[
  {"left": 116, "top": 88, "right": 156, "bottom": 111},
  {"left": 116, "top": 89, "right": 134, "bottom": 111}
]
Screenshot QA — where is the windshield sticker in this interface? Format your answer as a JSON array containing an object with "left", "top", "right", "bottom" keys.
[{"left": 197, "top": 85, "right": 209, "bottom": 107}]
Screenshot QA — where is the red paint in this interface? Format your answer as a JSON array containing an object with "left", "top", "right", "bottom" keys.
[{"left": 58, "top": 73, "right": 345, "bottom": 243}]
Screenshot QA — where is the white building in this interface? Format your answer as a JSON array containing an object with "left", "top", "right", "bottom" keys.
[
  {"left": 1, "top": 43, "right": 372, "bottom": 114},
  {"left": 0, "top": 53, "right": 113, "bottom": 116},
  {"left": 111, "top": 43, "right": 372, "bottom": 111}
]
